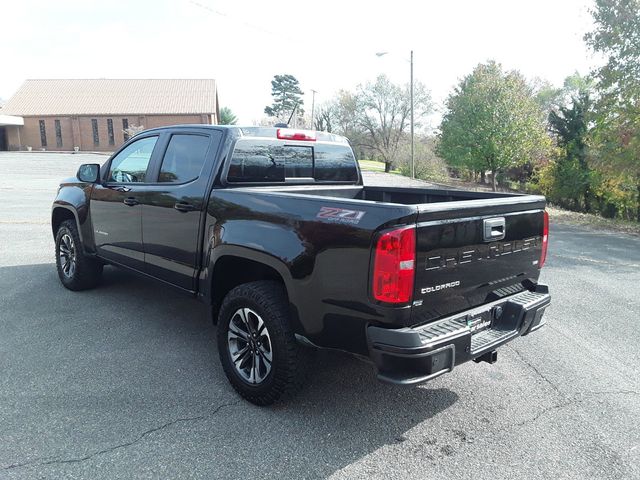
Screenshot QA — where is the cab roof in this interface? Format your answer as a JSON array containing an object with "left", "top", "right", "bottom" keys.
[{"left": 142, "top": 124, "right": 349, "bottom": 144}]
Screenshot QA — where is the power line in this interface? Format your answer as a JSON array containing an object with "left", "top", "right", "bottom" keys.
[{"left": 188, "top": 1, "right": 296, "bottom": 43}]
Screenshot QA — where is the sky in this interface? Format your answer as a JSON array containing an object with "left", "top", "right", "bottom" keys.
[{"left": 1, "top": 0, "right": 598, "bottom": 126}]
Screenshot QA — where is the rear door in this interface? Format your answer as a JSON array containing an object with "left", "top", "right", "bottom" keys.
[
  {"left": 141, "top": 129, "right": 222, "bottom": 290},
  {"left": 411, "top": 204, "right": 546, "bottom": 324}
]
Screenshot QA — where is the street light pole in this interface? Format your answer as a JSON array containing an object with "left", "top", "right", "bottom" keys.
[
  {"left": 376, "top": 50, "right": 415, "bottom": 179},
  {"left": 410, "top": 50, "right": 414, "bottom": 179},
  {"left": 310, "top": 89, "right": 318, "bottom": 130}
]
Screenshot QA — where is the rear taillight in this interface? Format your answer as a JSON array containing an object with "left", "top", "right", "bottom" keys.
[
  {"left": 276, "top": 128, "right": 317, "bottom": 141},
  {"left": 539, "top": 210, "right": 549, "bottom": 268},
  {"left": 372, "top": 226, "right": 416, "bottom": 304}
]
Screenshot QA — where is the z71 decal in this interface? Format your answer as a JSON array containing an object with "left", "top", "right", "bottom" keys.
[{"left": 317, "top": 207, "right": 366, "bottom": 225}]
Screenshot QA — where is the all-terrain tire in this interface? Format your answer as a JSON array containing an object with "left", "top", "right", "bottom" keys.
[
  {"left": 217, "top": 281, "right": 310, "bottom": 406},
  {"left": 55, "top": 219, "right": 103, "bottom": 291}
]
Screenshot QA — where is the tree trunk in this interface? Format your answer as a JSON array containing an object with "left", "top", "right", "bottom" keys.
[
  {"left": 481, "top": 171, "right": 486, "bottom": 184},
  {"left": 491, "top": 171, "right": 498, "bottom": 191},
  {"left": 584, "top": 188, "right": 591, "bottom": 213},
  {"left": 385, "top": 161, "right": 391, "bottom": 173},
  {"left": 637, "top": 180, "right": 640, "bottom": 223}
]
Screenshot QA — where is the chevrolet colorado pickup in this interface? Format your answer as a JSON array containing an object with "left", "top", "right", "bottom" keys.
[{"left": 52, "top": 125, "right": 551, "bottom": 405}]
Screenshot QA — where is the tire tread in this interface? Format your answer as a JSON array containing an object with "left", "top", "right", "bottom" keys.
[
  {"left": 217, "top": 281, "right": 310, "bottom": 406},
  {"left": 55, "top": 219, "right": 103, "bottom": 291}
]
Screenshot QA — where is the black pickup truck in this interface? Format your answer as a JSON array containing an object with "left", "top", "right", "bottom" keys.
[{"left": 52, "top": 125, "right": 550, "bottom": 405}]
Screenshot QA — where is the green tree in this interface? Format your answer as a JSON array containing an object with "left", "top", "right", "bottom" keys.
[
  {"left": 532, "top": 78, "right": 563, "bottom": 116},
  {"left": 219, "top": 107, "right": 237, "bottom": 125},
  {"left": 438, "top": 61, "right": 551, "bottom": 191},
  {"left": 396, "top": 136, "right": 448, "bottom": 181},
  {"left": 547, "top": 88, "right": 593, "bottom": 210},
  {"left": 356, "top": 75, "right": 432, "bottom": 172},
  {"left": 264, "top": 74, "right": 304, "bottom": 122},
  {"left": 585, "top": 0, "right": 640, "bottom": 220}
]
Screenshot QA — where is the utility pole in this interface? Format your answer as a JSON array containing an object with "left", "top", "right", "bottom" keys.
[
  {"left": 310, "top": 89, "right": 318, "bottom": 130},
  {"left": 410, "top": 50, "right": 414, "bottom": 179}
]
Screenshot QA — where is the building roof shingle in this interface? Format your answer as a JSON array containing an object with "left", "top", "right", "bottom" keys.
[{"left": 1, "top": 79, "right": 217, "bottom": 116}]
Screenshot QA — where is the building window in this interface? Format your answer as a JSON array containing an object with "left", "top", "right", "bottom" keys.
[
  {"left": 39, "top": 120, "right": 47, "bottom": 147},
  {"left": 55, "top": 120, "right": 63, "bottom": 148},
  {"left": 107, "top": 119, "right": 115, "bottom": 146},
  {"left": 122, "top": 118, "right": 130, "bottom": 141},
  {"left": 92, "top": 119, "right": 99, "bottom": 146}
]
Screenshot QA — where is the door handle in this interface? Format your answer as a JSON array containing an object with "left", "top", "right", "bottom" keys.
[
  {"left": 174, "top": 202, "right": 196, "bottom": 212},
  {"left": 123, "top": 197, "right": 139, "bottom": 206}
]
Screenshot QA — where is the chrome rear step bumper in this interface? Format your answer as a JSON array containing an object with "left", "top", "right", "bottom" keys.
[{"left": 367, "top": 285, "right": 550, "bottom": 385}]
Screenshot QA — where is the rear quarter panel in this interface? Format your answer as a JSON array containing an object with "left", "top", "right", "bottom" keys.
[{"left": 204, "top": 188, "right": 416, "bottom": 354}]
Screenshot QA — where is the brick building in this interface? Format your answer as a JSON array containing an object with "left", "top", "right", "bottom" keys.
[{"left": 0, "top": 79, "right": 219, "bottom": 152}]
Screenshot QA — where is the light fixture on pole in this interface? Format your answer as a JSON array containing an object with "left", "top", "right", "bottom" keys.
[{"left": 375, "top": 50, "right": 415, "bottom": 179}]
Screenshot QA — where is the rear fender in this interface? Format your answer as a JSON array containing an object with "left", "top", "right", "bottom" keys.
[{"left": 200, "top": 244, "right": 304, "bottom": 334}]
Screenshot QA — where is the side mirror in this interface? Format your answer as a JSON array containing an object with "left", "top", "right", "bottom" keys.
[{"left": 77, "top": 164, "right": 100, "bottom": 183}]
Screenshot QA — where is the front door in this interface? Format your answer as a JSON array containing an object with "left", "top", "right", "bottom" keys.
[
  {"left": 89, "top": 134, "right": 160, "bottom": 271},
  {"left": 142, "top": 130, "right": 221, "bottom": 290}
]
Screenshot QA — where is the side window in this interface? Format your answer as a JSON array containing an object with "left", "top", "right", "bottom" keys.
[
  {"left": 228, "top": 140, "right": 284, "bottom": 182},
  {"left": 108, "top": 136, "right": 158, "bottom": 183},
  {"left": 158, "top": 134, "right": 210, "bottom": 183}
]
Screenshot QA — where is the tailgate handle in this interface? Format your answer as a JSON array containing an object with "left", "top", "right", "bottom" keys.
[{"left": 484, "top": 217, "right": 505, "bottom": 241}]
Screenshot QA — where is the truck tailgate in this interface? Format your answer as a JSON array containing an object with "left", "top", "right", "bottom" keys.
[{"left": 412, "top": 202, "right": 546, "bottom": 325}]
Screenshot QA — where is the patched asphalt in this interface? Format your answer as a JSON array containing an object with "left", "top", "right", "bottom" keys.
[{"left": 0, "top": 152, "right": 638, "bottom": 479}]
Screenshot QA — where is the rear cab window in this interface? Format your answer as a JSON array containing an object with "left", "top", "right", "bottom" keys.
[{"left": 227, "top": 138, "right": 358, "bottom": 184}]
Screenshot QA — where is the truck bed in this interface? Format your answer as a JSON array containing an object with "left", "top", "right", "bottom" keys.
[
  {"left": 211, "top": 183, "right": 546, "bottom": 331},
  {"left": 245, "top": 184, "right": 519, "bottom": 205}
]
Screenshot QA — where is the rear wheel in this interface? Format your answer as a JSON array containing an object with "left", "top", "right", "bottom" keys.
[
  {"left": 217, "top": 281, "right": 310, "bottom": 406},
  {"left": 55, "top": 219, "right": 103, "bottom": 291}
]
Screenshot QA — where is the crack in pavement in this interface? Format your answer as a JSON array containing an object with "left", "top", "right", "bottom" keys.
[
  {"left": 510, "top": 388, "right": 639, "bottom": 430},
  {"left": 551, "top": 253, "right": 640, "bottom": 268},
  {"left": 507, "top": 345, "right": 562, "bottom": 393},
  {"left": 580, "top": 390, "right": 640, "bottom": 397},
  {"left": 497, "top": 346, "right": 639, "bottom": 431},
  {"left": 1, "top": 399, "right": 241, "bottom": 472},
  {"left": 507, "top": 345, "right": 640, "bottom": 399}
]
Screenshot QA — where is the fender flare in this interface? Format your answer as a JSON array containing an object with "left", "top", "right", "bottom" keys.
[{"left": 203, "top": 244, "right": 304, "bottom": 334}]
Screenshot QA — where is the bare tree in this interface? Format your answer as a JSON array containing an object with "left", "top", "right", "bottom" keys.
[
  {"left": 123, "top": 124, "right": 145, "bottom": 140},
  {"left": 314, "top": 103, "right": 335, "bottom": 132},
  {"left": 356, "top": 75, "right": 432, "bottom": 172}
]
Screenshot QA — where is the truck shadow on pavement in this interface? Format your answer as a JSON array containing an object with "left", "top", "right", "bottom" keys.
[{"left": 1, "top": 263, "right": 459, "bottom": 478}]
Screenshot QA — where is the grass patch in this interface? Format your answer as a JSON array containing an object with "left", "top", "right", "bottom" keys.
[
  {"left": 358, "top": 160, "right": 399, "bottom": 174},
  {"left": 547, "top": 206, "right": 640, "bottom": 236}
]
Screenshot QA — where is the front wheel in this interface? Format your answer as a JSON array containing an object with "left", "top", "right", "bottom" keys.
[
  {"left": 217, "top": 281, "right": 310, "bottom": 406},
  {"left": 55, "top": 219, "right": 103, "bottom": 291}
]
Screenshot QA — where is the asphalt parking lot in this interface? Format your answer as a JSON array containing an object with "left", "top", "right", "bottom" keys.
[{"left": 1, "top": 152, "right": 639, "bottom": 479}]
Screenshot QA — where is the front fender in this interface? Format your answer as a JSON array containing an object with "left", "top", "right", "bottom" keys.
[{"left": 52, "top": 183, "right": 96, "bottom": 253}]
